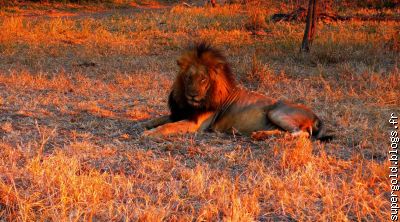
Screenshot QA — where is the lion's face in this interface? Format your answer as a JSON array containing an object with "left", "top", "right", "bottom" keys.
[
  {"left": 183, "top": 64, "right": 211, "bottom": 107},
  {"left": 169, "top": 43, "right": 236, "bottom": 120}
]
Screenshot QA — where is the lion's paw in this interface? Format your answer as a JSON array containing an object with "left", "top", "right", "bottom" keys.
[
  {"left": 290, "top": 131, "right": 310, "bottom": 138},
  {"left": 142, "top": 129, "right": 156, "bottom": 137},
  {"left": 251, "top": 130, "right": 283, "bottom": 141},
  {"left": 141, "top": 128, "right": 165, "bottom": 139}
]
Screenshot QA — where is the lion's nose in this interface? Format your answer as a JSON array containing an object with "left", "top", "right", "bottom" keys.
[{"left": 187, "top": 92, "right": 199, "bottom": 98}]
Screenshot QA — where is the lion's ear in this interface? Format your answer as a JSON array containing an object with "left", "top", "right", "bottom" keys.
[
  {"left": 212, "top": 61, "right": 225, "bottom": 73},
  {"left": 177, "top": 54, "right": 191, "bottom": 69},
  {"left": 177, "top": 59, "right": 183, "bottom": 68}
]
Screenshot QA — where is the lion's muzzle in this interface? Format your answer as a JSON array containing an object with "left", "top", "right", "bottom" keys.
[{"left": 186, "top": 94, "right": 203, "bottom": 107}]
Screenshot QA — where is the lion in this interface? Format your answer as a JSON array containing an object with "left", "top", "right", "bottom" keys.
[{"left": 142, "top": 43, "right": 332, "bottom": 141}]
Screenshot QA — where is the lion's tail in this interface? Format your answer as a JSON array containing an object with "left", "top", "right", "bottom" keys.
[{"left": 312, "top": 119, "right": 334, "bottom": 142}]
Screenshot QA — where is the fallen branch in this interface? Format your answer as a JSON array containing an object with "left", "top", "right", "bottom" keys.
[
  {"left": 271, "top": 7, "right": 307, "bottom": 22},
  {"left": 272, "top": 7, "right": 400, "bottom": 22},
  {"left": 182, "top": 2, "right": 192, "bottom": 7}
]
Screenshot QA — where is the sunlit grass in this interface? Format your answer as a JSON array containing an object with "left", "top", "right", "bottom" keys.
[{"left": 0, "top": 2, "right": 398, "bottom": 221}]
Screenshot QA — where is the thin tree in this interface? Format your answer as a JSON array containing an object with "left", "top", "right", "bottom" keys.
[{"left": 300, "top": 0, "right": 318, "bottom": 52}]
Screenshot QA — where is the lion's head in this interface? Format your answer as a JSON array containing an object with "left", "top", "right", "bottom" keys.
[{"left": 168, "top": 43, "right": 237, "bottom": 121}]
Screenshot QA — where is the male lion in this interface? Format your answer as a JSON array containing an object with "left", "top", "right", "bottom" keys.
[{"left": 142, "top": 43, "right": 332, "bottom": 141}]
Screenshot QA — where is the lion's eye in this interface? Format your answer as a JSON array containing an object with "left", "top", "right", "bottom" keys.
[{"left": 201, "top": 78, "right": 206, "bottom": 83}]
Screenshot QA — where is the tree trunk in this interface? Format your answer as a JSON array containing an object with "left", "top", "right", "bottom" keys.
[
  {"left": 210, "top": 0, "right": 217, "bottom": 7},
  {"left": 300, "top": 0, "right": 318, "bottom": 52}
]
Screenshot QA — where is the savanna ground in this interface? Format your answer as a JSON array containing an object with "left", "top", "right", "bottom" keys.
[{"left": 0, "top": 0, "right": 399, "bottom": 221}]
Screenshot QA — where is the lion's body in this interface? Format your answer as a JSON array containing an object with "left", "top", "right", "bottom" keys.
[
  {"left": 210, "top": 89, "right": 277, "bottom": 134},
  {"left": 142, "top": 43, "right": 330, "bottom": 140}
]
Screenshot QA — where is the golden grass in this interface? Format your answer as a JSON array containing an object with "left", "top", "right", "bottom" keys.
[{"left": 0, "top": 2, "right": 398, "bottom": 221}]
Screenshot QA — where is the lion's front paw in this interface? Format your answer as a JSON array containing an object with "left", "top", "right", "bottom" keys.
[
  {"left": 142, "top": 129, "right": 157, "bottom": 137},
  {"left": 141, "top": 128, "right": 166, "bottom": 139}
]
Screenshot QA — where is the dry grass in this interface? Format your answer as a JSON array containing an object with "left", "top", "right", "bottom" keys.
[{"left": 0, "top": 2, "right": 398, "bottom": 221}]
